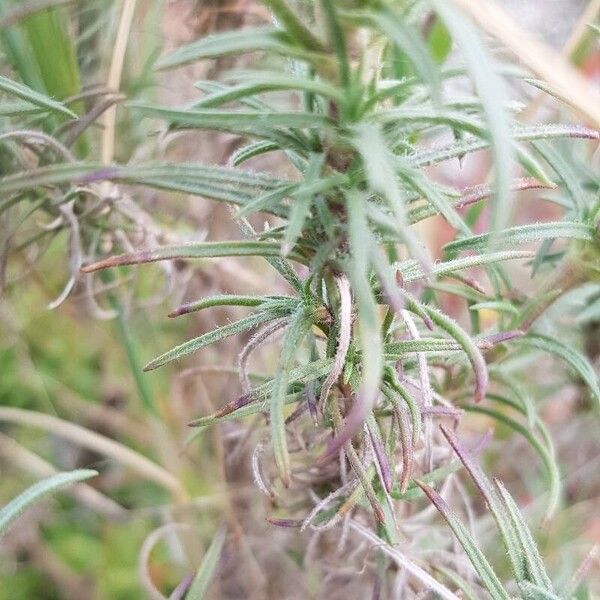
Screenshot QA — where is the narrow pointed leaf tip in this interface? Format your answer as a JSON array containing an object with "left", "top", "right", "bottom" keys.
[
  {"left": 0, "top": 470, "right": 98, "bottom": 537},
  {"left": 81, "top": 241, "right": 305, "bottom": 273},
  {"left": 0, "top": 74, "right": 77, "bottom": 118}
]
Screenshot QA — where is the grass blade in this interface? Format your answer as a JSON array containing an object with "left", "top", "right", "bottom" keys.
[
  {"left": 0, "top": 469, "right": 97, "bottom": 536},
  {"left": 186, "top": 525, "right": 227, "bottom": 599}
]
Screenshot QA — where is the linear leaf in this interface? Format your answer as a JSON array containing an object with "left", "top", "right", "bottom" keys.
[
  {"left": 323, "top": 189, "right": 383, "bottom": 457},
  {"left": 282, "top": 153, "right": 324, "bottom": 255},
  {"left": 463, "top": 405, "right": 561, "bottom": 520},
  {"left": 169, "top": 295, "right": 296, "bottom": 318},
  {"left": 432, "top": 0, "right": 513, "bottom": 235},
  {"left": 186, "top": 525, "right": 226, "bottom": 600},
  {"left": 417, "top": 482, "right": 511, "bottom": 600},
  {"left": 354, "top": 123, "right": 430, "bottom": 266},
  {"left": 220, "top": 70, "right": 344, "bottom": 102},
  {"left": 0, "top": 469, "right": 97, "bottom": 536},
  {"left": 81, "top": 241, "right": 306, "bottom": 273},
  {"left": 132, "top": 104, "right": 332, "bottom": 131},
  {"left": 263, "top": 0, "right": 324, "bottom": 50},
  {"left": 444, "top": 222, "right": 595, "bottom": 254},
  {"left": 270, "top": 305, "right": 314, "bottom": 485},
  {"left": 406, "top": 124, "right": 598, "bottom": 169},
  {"left": 373, "top": 5, "right": 441, "bottom": 101},
  {"left": 144, "top": 308, "right": 293, "bottom": 371},
  {"left": 519, "top": 581, "right": 562, "bottom": 600},
  {"left": 155, "top": 26, "right": 323, "bottom": 70},
  {"left": 0, "top": 73, "right": 76, "bottom": 117},
  {"left": 230, "top": 141, "right": 280, "bottom": 166},
  {"left": 518, "top": 334, "right": 600, "bottom": 408},
  {"left": 395, "top": 251, "right": 532, "bottom": 283},
  {"left": 422, "top": 305, "right": 488, "bottom": 402},
  {"left": 494, "top": 480, "right": 554, "bottom": 592}
]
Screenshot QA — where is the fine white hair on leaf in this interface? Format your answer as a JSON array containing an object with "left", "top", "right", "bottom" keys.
[
  {"left": 401, "top": 309, "right": 433, "bottom": 470},
  {"left": 350, "top": 521, "right": 461, "bottom": 600},
  {"left": 238, "top": 318, "right": 288, "bottom": 393},
  {"left": 318, "top": 274, "right": 352, "bottom": 410}
]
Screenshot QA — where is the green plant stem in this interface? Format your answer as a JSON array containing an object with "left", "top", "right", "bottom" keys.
[{"left": 100, "top": 271, "right": 157, "bottom": 416}]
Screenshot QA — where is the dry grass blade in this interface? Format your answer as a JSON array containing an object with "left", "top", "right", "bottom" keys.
[
  {"left": 451, "top": 0, "right": 600, "bottom": 126},
  {"left": 101, "top": 0, "right": 138, "bottom": 165},
  {"left": 0, "top": 407, "right": 186, "bottom": 500}
]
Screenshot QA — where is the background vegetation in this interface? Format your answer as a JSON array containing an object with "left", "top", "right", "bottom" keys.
[{"left": 0, "top": 0, "right": 599, "bottom": 598}]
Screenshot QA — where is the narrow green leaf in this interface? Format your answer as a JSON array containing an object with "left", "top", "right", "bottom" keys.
[
  {"left": 169, "top": 295, "right": 295, "bottom": 318},
  {"left": 282, "top": 153, "right": 324, "bottom": 255},
  {"left": 494, "top": 480, "right": 554, "bottom": 592},
  {"left": 519, "top": 581, "right": 562, "bottom": 600},
  {"left": 373, "top": 5, "right": 441, "bottom": 101},
  {"left": 396, "top": 251, "right": 532, "bottom": 283},
  {"left": 186, "top": 525, "right": 227, "bottom": 599},
  {"left": 518, "top": 334, "right": 600, "bottom": 408},
  {"left": 81, "top": 240, "right": 306, "bottom": 274},
  {"left": 406, "top": 124, "right": 597, "bottom": 169},
  {"left": 432, "top": 0, "right": 513, "bottom": 235},
  {"left": 444, "top": 222, "right": 595, "bottom": 254},
  {"left": 320, "top": 0, "right": 350, "bottom": 89},
  {"left": 422, "top": 305, "right": 488, "bottom": 402},
  {"left": 354, "top": 123, "right": 430, "bottom": 266},
  {"left": 0, "top": 469, "right": 97, "bottom": 536},
  {"left": 470, "top": 301, "right": 519, "bottom": 318},
  {"left": 270, "top": 305, "right": 314, "bottom": 485},
  {"left": 324, "top": 189, "right": 383, "bottom": 456},
  {"left": 439, "top": 425, "right": 527, "bottom": 582},
  {"left": 216, "top": 70, "right": 345, "bottom": 102},
  {"left": 0, "top": 100, "right": 42, "bottom": 116},
  {"left": 189, "top": 392, "right": 302, "bottom": 430},
  {"left": 533, "top": 140, "right": 585, "bottom": 211},
  {"left": 230, "top": 141, "right": 280, "bottom": 166},
  {"left": 132, "top": 105, "right": 334, "bottom": 130},
  {"left": 463, "top": 405, "right": 561, "bottom": 519},
  {"left": 417, "top": 482, "right": 511, "bottom": 600},
  {"left": 384, "top": 338, "right": 489, "bottom": 356},
  {"left": 144, "top": 308, "right": 293, "bottom": 371},
  {"left": 262, "top": 0, "right": 324, "bottom": 51},
  {"left": 155, "top": 26, "right": 323, "bottom": 70},
  {"left": 131, "top": 104, "right": 331, "bottom": 149},
  {"left": 383, "top": 380, "right": 422, "bottom": 447},
  {"left": 397, "top": 160, "right": 469, "bottom": 234},
  {"left": 0, "top": 73, "right": 76, "bottom": 117}
]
